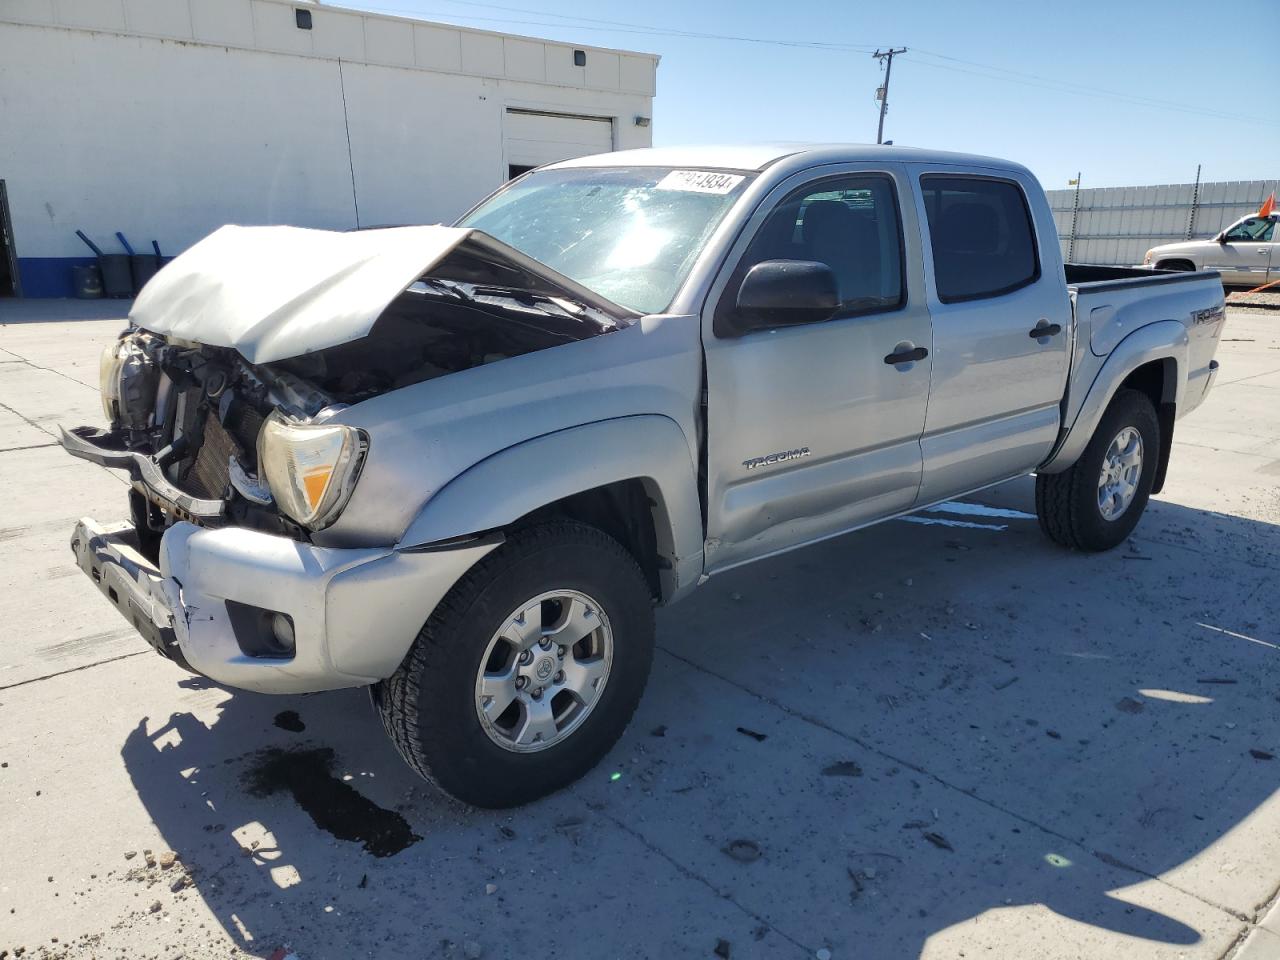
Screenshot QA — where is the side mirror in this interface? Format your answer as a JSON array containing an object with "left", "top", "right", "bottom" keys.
[
  {"left": 733, "top": 260, "right": 839, "bottom": 332},
  {"left": 1217, "top": 233, "right": 1228, "bottom": 244}
]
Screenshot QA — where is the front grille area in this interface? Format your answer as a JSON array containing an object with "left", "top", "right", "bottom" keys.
[
  {"left": 184, "top": 410, "right": 237, "bottom": 500},
  {"left": 173, "top": 391, "right": 267, "bottom": 502}
]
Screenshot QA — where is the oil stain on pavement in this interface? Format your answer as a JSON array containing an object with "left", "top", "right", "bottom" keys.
[{"left": 242, "top": 746, "right": 420, "bottom": 857}]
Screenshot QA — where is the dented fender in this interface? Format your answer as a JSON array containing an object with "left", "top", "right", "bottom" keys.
[{"left": 398, "top": 416, "right": 705, "bottom": 603}]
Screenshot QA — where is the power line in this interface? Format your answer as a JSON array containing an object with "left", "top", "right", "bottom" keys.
[
  {"left": 352, "top": 0, "right": 883, "bottom": 50},
  {"left": 344, "top": 1, "right": 1270, "bottom": 126},
  {"left": 906, "top": 52, "right": 1267, "bottom": 126}
]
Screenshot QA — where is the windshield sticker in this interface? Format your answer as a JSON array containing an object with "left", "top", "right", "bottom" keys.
[{"left": 655, "top": 170, "right": 745, "bottom": 194}]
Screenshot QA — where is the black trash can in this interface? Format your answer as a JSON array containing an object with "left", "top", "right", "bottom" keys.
[
  {"left": 130, "top": 253, "right": 160, "bottom": 294},
  {"left": 99, "top": 254, "right": 133, "bottom": 298},
  {"left": 71, "top": 264, "right": 104, "bottom": 299}
]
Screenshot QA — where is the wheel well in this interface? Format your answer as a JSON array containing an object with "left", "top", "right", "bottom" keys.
[
  {"left": 514, "top": 480, "right": 666, "bottom": 601},
  {"left": 1156, "top": 259, "right": 1195, "bottom": 272},
  {"left": 1119, "top": 359, "right": 1176, "bottom": 494}
]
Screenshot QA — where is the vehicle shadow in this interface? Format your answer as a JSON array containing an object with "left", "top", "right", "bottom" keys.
[{"left": 120, "top": 477, "right": 1280, "bottom": 958}]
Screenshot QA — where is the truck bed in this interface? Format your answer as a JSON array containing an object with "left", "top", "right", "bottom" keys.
[{"left": 1062, "top": 262, "right": 1225, "bottom": 428}]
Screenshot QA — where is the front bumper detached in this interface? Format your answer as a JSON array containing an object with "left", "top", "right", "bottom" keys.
[
  {"left": 60, "top": 425, "right": 226, "bottom": 520},
  {"left": 69, "top": 517, "right": 500, "bottom": 695}
]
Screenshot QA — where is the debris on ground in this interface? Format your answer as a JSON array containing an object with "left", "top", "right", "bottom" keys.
[
  {"left": 735, "top": 726, "right": 768, "bottom": 742},
  {"left": 821, "top": 761, "right": 863, "bottom": 778},
  {"left": 1046, "top": 730, "right": 1062, "bottom": 739},
  {"left": 273, "top": 711, "right": 306, "bottom": 733},
  {"left": 1250, "top": 750, "right": 1275, "bottom": 761},
  {"left": 722, "top": 839, "right": 762, "bottom": 863},
  {"left": 650, "top": 725, "right": 667, "bottom": 738},
  {"left": 157, "top": 851, "right": 176, "bottom": 869},
  {"left": 922, "top": 832, "right": 954, "bottom": 852},
  {"left": 714, "top": 938, "right": 732, "bottom": 958},
  {"left": 1115, "top": 697, "right": 1145, "bottom": 714}
]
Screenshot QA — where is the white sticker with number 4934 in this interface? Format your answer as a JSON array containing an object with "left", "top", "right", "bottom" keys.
[{"left": 655, "top": 170, "right": 744, "bottom": 194}]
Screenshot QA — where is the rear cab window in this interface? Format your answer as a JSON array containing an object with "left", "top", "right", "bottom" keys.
[{"left": 920, "top": 175, "right": 1039, "bottom": 303}]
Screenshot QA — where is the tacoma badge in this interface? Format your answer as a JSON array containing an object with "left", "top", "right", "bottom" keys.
[{"left": 743, "top": 447, "right": 811, "bottom": 471}]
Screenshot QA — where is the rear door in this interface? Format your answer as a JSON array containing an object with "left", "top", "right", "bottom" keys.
[
  {"left": 1204, "top": 216, "right": 1275, "bottom": 285},
  {"left": 701, "top": 164, "right": 932, "bottom": 572},
  {"left": 913, "top": 171, "right": 1071, "bottom": 504}
]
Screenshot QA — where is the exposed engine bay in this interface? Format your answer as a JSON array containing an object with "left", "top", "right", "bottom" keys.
[{"left": 69, "top": 279, "right": 619, "bottom": 557}]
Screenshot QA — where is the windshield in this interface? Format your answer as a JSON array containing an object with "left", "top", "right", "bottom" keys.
[{"left": 457, "top": 166, "right": 754, "bottom": 315}]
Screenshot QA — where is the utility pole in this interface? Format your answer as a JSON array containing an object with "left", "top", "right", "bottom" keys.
[{"left": 873, "top": 48, "right": 907, "bottom": 144}]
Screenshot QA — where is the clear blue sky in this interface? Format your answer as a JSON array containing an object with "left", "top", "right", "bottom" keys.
[{"left": 343, "top": 0, "right": 1279, "bottom": 190}]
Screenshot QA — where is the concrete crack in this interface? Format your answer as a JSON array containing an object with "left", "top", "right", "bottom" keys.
[{"left": 0, "top": 651, "right": 148, "bottom": 691}]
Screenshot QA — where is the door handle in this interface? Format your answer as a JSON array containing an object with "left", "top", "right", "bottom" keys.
[
  {"left": 884, "top": 346, "right": 928, "bottom": 365},
  {"left": 1028, "top": 322, "right": 1062, "bottom": 339}
]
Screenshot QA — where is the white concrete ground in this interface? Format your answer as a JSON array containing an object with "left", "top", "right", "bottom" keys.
[{"left": 1, "top": 300, "right": 1277, "bottom": 960}]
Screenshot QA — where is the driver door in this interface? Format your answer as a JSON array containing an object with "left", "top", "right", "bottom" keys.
[
  {"left": 1205, "top": 217, "right": 1275, "bottom": 285},
  {"left": 701, "top": 166, "right": 932, "bottom": 573}
]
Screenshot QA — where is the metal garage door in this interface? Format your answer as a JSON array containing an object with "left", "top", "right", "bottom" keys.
[{"left": 504, "top": 108, "right": 614, "bottom": 178}]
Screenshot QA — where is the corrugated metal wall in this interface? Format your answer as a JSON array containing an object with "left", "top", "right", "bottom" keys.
[{"left": 1046, "top": 179, "right": 1279, "bottom": 265}]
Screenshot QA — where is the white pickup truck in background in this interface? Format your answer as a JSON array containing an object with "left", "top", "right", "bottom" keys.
[
  {"left": 1144, "top": 207, "right": 1278, "bottom": 286},
  {"left": 63, "top": 144, "right": 1226, "bottom": 807}
]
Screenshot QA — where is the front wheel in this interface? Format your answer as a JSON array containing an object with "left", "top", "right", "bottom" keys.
[
  {"left": 1035, "top": 388, "right": 1159, "bottom": 552},
  {"left": 373, "top": 521, "right": 654, "bottom": 808}
]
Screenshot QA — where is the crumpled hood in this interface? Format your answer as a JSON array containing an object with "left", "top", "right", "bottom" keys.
[{"left": 130, "top": 224, "right": 633, "bottom": 364}]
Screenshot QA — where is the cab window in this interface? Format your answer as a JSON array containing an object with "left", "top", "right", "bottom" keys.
[
  {"left": 1223, "top": 218, "right": 1275, "bottom": 242},
  {"left": 921, "top": 176, "right": 1039, "bottom": 303},
  {"left": 714, "top": 174, "right": 905, "bottom": 336}
]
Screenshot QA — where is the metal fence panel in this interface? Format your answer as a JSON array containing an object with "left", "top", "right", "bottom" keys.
[{"left": 1046, "top": 179, "right": 1279, "bottom": 265}]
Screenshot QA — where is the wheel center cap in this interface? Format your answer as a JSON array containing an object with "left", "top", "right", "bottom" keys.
[{"left": 534, "top": 656, "right": 555, "bottom": 682}]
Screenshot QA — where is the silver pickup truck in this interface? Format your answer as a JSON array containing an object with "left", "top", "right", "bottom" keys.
[{"left": 63, "top": 144, "right": 1225, "bottom": 807}]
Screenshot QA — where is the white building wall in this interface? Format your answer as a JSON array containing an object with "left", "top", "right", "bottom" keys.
[{"left": 0, "top": 0, "right": 657, "bottom": 295}]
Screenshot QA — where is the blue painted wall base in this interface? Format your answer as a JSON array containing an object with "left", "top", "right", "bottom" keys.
[{"left": 17, "top": 257, "right": 105, "bottom": 298}]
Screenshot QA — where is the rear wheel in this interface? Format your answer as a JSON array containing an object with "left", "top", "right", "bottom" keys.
[
  {"left": 1035, "top": 389, "right": 1159, "bottom": 552},
  {"left": 373, "top": 521, "right": 654, "bottom": 808}
]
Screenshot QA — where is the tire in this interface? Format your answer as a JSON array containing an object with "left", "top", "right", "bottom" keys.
[
  {"left": 1035, "top": 388, "right": 1159, "bottom": 552},
  {"left": 373, "top": 521, "right": 654, "bottom": 808}
]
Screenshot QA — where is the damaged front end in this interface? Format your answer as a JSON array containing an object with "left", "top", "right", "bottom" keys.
[
  {"left": 60, "top": 224, "right": 630, "bottom": 692},
  {"left": 64, "top": 224, "right": 631, "bottom": 554}
]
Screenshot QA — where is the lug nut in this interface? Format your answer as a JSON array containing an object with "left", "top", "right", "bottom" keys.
[
  {"left": 539, "top": 638, "right": 552, "bottom": 651},
  {"left": 557, "top": 646, "right": 566, "bottom": 659},
  {"left": 554, "top": 671, "right": 565, "bottom": 684},
  {"left": 518, "top": 650, "right": 532, "bottom": 665},
  {"left": 515, "top": 676, "right": 527, "bottom": 689},
  {"left": 531, "top": 688, "right": 543, "bottom": 700}
]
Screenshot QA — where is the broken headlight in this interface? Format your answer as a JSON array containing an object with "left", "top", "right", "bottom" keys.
[
  {"left": 257, "top": 413, "right": 367, "bottom": 530},
  {"left": 98, "top": 333, "right": 158, "bottom": 431}
]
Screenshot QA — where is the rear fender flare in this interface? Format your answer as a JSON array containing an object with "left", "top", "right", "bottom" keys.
[
  {"left": 1039, "top": 320, "right": 1188, "bottom": 474},
  {"left": 398, "top": 415, "right": 705, "bottom": 602}
]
